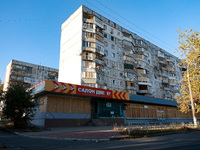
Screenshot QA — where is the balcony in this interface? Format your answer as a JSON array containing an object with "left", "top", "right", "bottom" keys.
[
  {"left": 162, "top": 73, "right": 168, "bottom": 77},
  {"left": 96, "top": 68, "right": 105, "bottom": 75},
  {"left": 138, "top": 81, "right": 152, "bottom": 86},
  {"left": 97, "top": 79, "right": 105, "bottom": 85},
  {"left": 82, "top": 36, "right": 95, "bottom": 43},
  {"left": 81, "top": 78, "right": 97, "bottom": 84},
  {"left": 166, "top": 58, "right": 173, "bottom": 62},
  {"left": 122, "top": 36, "right": 132, "bottom": 43},
  {"left": 83, "top": 24, "right": 95, "bottom": 32},
  {"left": 11, "top": 71, "right": 32, "bottom": 77},
  {"left": 162, "top": 79, "right": 169, "bottom": 84},
  {"left": 138, "top": 89, "right": 151, "bottom": 94},
  {"left": 157, "top": 51, "right": 165, "bottom": 58},
  {"left": 82, "top": 47, "right": 96, "bottom": 53},
  {"left": 82, "top": 55, "right": 94, "bottom": 61},
  {"left": 169, "top": 82, "right": 177, "bottom": 86},
  {"left": 96, "top": 30, "right": 103, "bottom": 37},
  {"left": 126, "top": 86, "right": 136, "bottom": 90},
  {"left": 95, "top": 59, "right": 105, "bottom": 66},
  {"left": 164, "top": 87, "right": 170, "bottom": 91},
  {"left": 164, "top": 91, "right": 171, "bottom": 97},
  {"left": 124, "top": 59, "right": 136, "bottom": 65},
  {"left": 83, "top": 18, "right": 95, "bottom": 24},
  {"left": 159, "top": 59, "right": 166, "bottom": 64}
]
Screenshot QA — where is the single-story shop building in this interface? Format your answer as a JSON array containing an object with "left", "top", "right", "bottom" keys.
[{"left": 31, "top": 80, "right": 199, "bottom": 128}]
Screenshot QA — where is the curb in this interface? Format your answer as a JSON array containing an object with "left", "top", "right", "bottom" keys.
[{"left": 14, "top": 132, "right": 110, "bottom": 142}]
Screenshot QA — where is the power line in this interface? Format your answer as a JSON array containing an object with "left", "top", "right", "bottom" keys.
[
  {"left": 95, "top": 0, "right": 176, "bottom": 49},
  {"left": 84, "top": 0, "right": 176, "bottom": 53}
]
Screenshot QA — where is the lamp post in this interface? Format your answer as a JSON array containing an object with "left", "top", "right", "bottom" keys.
[{"left": 187, "top": 56, "right": 200, "bottom": 128}]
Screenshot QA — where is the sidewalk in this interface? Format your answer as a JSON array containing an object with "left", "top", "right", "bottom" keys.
[{"left": 18, "top": 126, "right": 124, "bottom": 141}]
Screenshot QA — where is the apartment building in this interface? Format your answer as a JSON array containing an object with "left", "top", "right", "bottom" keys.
[
  {"left": 3, "top": 59, "right": 58, "bottom": 91},
  {"left": 59, "top": 5, "right": 185, "bottom": 100}
]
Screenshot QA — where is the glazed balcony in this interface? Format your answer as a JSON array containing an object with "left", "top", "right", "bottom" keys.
[
  {"left": 83, "top": 18, "right": 95, "bottom": 24},
  {"left": 82, "top": 36, "right": 95, "bottom": 43}
]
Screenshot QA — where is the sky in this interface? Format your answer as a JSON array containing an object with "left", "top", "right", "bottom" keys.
[{"left": 0, "top": 0, "right": 200, "bottom": 83}]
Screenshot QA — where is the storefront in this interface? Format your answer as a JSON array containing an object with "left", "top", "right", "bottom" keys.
[{"left": 31, "top": 80, "right": 199, "bottom": 128}]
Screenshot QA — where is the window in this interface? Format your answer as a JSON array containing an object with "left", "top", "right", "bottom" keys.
[
  {"left": 104, "top": 59, "right": 108, "bottom": 65},
  {"left": 82, "top": 41, "right": 92, "bottom": 47},
  {"left": 104, "top": 33, "right": 107, "bottom": 38},
  {"left": 119, "top": 64, "right": 123, "bottom": 69},
  {"left": 104, "top": 50, "right": 108, "bottom": 56},
  {"left": 105, "top": 68, "right": 109, "bottom": 74},
  {"left": 104, "top": 41, "right": 108, "bottom": 46},
  {"left": 104, "top": 25, "right": 107, "bottom": 30},
  {"left": 82, "top": 61, "right": 95, "bottom": 68},
  {"left": 117, "top": 32, "right": 120, "bottom": 36},
  {"left": 82, "top": 72, "right": 96, "bottom": 78},
  {"left": 113, "top": 80, "right": 116, "bottom": 86},
  {"left": 95, "top": 16, "right": 102, "bottom": 25},
  {"left": 111, "top": 44, "right": 115, "bottom": 49},
  {"left": 83, "top": 32, "right": 95, "bottom": 38},
  {"left": 112, "top": 61, "right": 115, "bottom": 67},
  {"left": 113, "top": 70, "right": 117, "bottom": 76},
  {"left": 96, "top": 44, "right": 103, "bottom": 51},
  {"left": 118, "top": 55, "right": 122, "bottom": 60},
  {"left": 111, "top": 36, "right": 115, "bottom": 41},
  {"left": 118, "top": 39, "right": 122, "bottom": 44},
  {"left": 112, "top": 53, "right": 115, "bottom": 58},
  {"left": 120, "top": 81, "right": 124, "bottom": 86},
  {"left": 111, "top": 28, "right": 114, "bottom": 34},
  {"left": 119, "top": 72, "right": 123, "bottom": 77},
  {"left": 124, "top": 64, "right": 133, "bottom": 70},
  {"left": 83, "top": 23, "right": 93, "bottom": 29}
]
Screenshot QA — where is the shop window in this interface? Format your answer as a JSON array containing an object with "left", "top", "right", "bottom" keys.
[{"left": 98, "top": 101, "right": 123, "bottom": 118}]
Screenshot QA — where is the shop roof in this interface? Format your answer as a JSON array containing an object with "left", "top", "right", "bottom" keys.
[{"left": 129, "top": 94, "right": 178, "bottom": 106}]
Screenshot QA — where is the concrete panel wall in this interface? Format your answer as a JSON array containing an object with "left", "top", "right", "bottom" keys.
[{"left": 59, "top": 6, "right": 83, "bottom": 85}]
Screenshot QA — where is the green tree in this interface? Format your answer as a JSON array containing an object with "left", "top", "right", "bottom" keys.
[
  {"left": 176, "top": 29, "right": 200, "bottom": 113},
  {"left": 1, "top": 83, "right": 38, "bottom": 129}
]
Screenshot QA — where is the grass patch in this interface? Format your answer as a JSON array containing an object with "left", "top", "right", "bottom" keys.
[
  {"left": 0, "top": 121, "right": 48, "bottom": 132},
  {"left": 118, "top": 126, "right": 200, "bottom": 138}
]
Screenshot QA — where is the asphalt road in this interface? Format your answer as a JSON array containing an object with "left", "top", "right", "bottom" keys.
[{"left": 1, "top": 130, "right": 200, "bottom": 150}]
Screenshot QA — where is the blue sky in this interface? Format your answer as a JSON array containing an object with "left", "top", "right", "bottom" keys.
[{"left": 1, "top": 0, "right": 200, "bottom": 83}]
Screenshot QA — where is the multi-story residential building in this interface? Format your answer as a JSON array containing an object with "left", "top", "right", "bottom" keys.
[
  {"left": 3, "top": 59, "right": 58, "bottom": 91},
  {"left": 59, "top": 5, "right": 185, "bottom": 100}
]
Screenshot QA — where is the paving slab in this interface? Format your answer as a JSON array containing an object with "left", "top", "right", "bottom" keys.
[{"left": 18, "top": 126, "right": 124, "bottom": 141}]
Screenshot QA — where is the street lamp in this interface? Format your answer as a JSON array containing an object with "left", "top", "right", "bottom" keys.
[{"left": 187, "top": 56, "right": 200, "bottom": 128}]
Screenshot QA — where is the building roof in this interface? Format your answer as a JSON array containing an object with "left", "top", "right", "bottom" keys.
[{"left": 129, "top": 94, "right": 178, "bottom": 106}]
